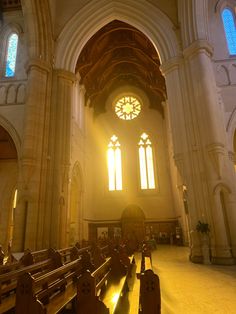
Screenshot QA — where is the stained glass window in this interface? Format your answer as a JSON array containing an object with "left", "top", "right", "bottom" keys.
[
  {"left": 115, "top": 96, "right": 141, "bottom": 120},
  {"left": 221, "top": 8, "right": 236, "bottom": 55},
  {"left": 138, "top": 133, "right": 155, "bottom": 189},
  {"left": 107, "top": 135, "right": 122, "bottom": 191},
  {"left": 5, "top": 33, "right": 18, "bottom": 77}
]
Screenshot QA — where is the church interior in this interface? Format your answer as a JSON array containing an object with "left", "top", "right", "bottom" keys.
[{"left": 0, "top": 0, "right": 236, "bottom": 313}]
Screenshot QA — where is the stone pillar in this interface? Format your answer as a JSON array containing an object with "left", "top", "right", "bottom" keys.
[
  {"left": 183, "top": 40, "right": 235, "bottom": 264},
  {"left": 161, "top": 57, "right": 202, "bottom": 261},
  {"left": 13, "top": 59, "right": 52, "bottom": 251},
  {"left": 46, "top": 69, "right": 76, "bottom": 249},
  {"left": 161, "top": 40, "right": 236, "bottom": 264}
]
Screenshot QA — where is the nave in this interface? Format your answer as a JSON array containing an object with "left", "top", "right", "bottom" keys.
[{"left": 134, "top": 246, "right": 236, "bottom": 314}]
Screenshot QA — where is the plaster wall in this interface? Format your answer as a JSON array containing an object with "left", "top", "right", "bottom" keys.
[{"left": 88, "top": 87, "right": 175, "bottom": 222}]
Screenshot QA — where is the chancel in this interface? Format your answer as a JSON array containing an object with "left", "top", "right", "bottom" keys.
[{"left": 0, "top": 0, "right": 236, "bottom": 313}]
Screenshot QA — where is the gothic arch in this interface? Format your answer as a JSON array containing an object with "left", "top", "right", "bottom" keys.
[
  {"left": 56, "top": 0, "right": 180, "bottom": 71},
  {"left": 20, "top": 0, "right": 53, "bottom": 61},
  {"left": 178, "top": 0, "right": 209, "bottom": 48},
  {"left": 213, "top": 182, "right": 232, "bottom": 195},
  {"left": 0, "top": 123, "right": 19, "bottom": 250},
  {"left": 0, "top": 115, "right": 21, "bottom": 158}
]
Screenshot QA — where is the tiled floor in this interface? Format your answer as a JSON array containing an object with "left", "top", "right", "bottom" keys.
[{"left": 126, "top": 245, "right": 236, "bottom": 314}]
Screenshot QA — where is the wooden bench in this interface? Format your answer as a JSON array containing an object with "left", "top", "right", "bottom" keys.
[
  {"left": 135, "top": 249, "right": 161, "bottom": 314},
  {"left": 15, "top": 258, "right": 82, "bottom": 314},
  {"left": 0, "top": 245, "right": 95, "bottom": 313},
  {"left": 14, "top": 246, "right": 105, "bottom": 314},
  {"left": 0, "top": 249, "right": 64, "bottom": 313},
  {"left": 77, "top": 249, "right": 135, "bottom": 314},
  {"left": 139, "top": 269, "right": 161, "bottom": 314},
  {"left": 13, "top": 246, "right": 133, "bottom": 314}
]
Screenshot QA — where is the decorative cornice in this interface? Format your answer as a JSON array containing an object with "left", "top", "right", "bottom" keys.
[{"left": 183, "top": 40, "right": 214, "bottom": 59}]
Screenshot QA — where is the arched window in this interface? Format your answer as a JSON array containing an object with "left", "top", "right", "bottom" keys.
[
  {"left": 107, "top": 135, "right": 122, "bottom": 191},
  {"left": 138, "top": 133, "right": 155, "bottom": 189},
  {"left": 221, "top": 8, "right": 236, "bottom": 55},
  {"left": 5, "top": 33, "right": 19, "bottom": 77}
]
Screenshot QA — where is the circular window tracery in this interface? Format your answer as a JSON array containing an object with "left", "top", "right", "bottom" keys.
[{"left": 115, "top": 96, "right": 141, "bottom": 120}]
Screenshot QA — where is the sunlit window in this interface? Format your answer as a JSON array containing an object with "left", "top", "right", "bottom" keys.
[
  {"left": 221, "top": 8, "right": 236, "bottom": 55},
  {"left": 138, "top": 133, "right": 155, "bottom": 189},
  {"left": 5, "top": 33, "right": 18, "bottom": 77},
  {"left": 107, "top": 135, "right": 122, "bottom": 191},
  {"left": 115, "top": 96, "right": 141, "bottom": 120}
]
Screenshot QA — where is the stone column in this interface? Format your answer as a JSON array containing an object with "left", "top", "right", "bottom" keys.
[
  {"left": 13, "top": 58, "right": 52, "bottom": 251},
  {"left": 161, "top": 57, "right": 202, "bottom": 261},
  {"left": 183, "top": 40, "right": 235, "bottom": 264},
  {"left": 46, "top": 69, "right": 76, "bottom": 249},
  {"left": 162, "top": 40, "right": 236, "bottom": 264}
]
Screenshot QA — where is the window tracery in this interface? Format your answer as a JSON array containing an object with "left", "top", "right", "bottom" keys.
[
  {"left": 138, "top": 133, "right": 156, "bottom": 190},
  {"left": 107, "top": 135, "right": 123, "bottom": 191}
]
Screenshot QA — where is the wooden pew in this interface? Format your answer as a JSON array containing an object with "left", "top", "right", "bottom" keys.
[
  {"left": 15, "top": 258, "right": 82, "bottom": 314},
  {"left": 139, "top": 269, "right": 161, "bottom": 314},
  {"left": 77, "top": 249, "right": 134, "bottom": 314},
  {"left": 14, "top": 247, "right": 99, "bottom": 314},
  {"left": 136, "top": 248, "right": 161, "bottom": 314},
  {"left": 0, "top": 246, "right": 93, "bottom": 313},
  {"left": 14, "top": 247, "right": 133, "bottom": 314},
  {"left": 0, "top": 249, "right": 63, "bottom": 313}
]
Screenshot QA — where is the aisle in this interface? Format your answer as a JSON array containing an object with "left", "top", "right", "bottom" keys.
[{"left": 152, "top": 245, "right": 236, "bottom": 314}]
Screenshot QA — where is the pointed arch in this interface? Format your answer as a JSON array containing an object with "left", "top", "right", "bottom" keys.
[
  {"left": 213, "top": 182, "right": 232, "bottom": 195},
  {"left": 56, "top": 0, "right": 180, "bottom": 71},
  {"left": 20, "top": 0, "right": 53, "bottom": 61},
  {"left": 0, "top": 115, "right": 21, "bottom": 158}
]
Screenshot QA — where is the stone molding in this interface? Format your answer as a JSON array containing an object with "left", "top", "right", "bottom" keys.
[
  {"left": 183, "top": 39, "right": 214, "bottom": 59},
  {"left": 54, "top": 69, "right": 77, "bottom": 83},
  {"left": 160, "top": 56, "right": 183, "bottom": 76},
  {"left": 56, "top": 0, "right": 179, "bottom": 71},
  {"left": 207, "top": 142, "right": 225, "bottom": 179}
]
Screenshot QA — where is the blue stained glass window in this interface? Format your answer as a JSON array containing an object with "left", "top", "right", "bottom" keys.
[
  {"left": 5, "top": 33, "right": 18, "bottom": 77},
  {"left": 222, "top": 8, "right": 236, "bottom": 55}
]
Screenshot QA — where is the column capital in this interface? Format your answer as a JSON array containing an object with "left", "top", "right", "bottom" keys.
[
  {"left": 160, "top": 56, "right": 183, "bottom": 76},
  {"left": 25, "top": 58, "right": 52, "bottom": 74},
  {"left": 54, "top": 69, "right": 77, "bottom": 83},
  {"left": 183, "top": 39, "right": 214, "bottom": 59}
]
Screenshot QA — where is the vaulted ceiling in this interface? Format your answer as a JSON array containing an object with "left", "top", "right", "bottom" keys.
[{"left": 76, "top": 20, "right": 166, "bottom": 116}]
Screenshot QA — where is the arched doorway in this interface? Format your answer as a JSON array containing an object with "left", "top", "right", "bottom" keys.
[
  {"left": 121, "top": 204, "right": 145, "bottom": 250},
  {"left": 0, "top": 125, "right": 18, "bottom": 250}
]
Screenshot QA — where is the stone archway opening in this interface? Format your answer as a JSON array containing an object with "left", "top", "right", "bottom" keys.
[
  {"left": 121, "top": 204, "right": 145, "bottom": 250},
  {"left": 0, "top": 125, "right": 18, "bottom": 251},
  {"left": 76, "top": 20, "right": 166, "bottom": 117}
]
